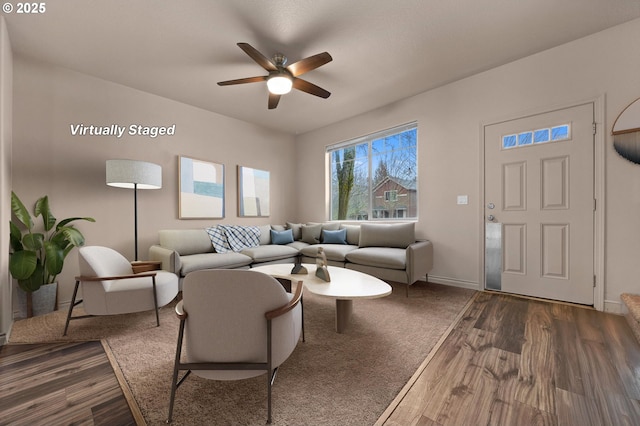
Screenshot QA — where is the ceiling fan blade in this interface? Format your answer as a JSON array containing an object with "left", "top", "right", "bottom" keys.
[
  {"left": 286, "top": 52, "right": 332, "bottom": 77},
  {"left": 268, "top": 93, "right": 281, "bottom": 109},
  {"left": 237, "top": 42, "right": 277, "bottom": 72},
  {"left": 293, "top": 78, "right": 331, "bottom": 99},
  {"left": 217, "top": 76, "right": 266, "bottom": 86}
]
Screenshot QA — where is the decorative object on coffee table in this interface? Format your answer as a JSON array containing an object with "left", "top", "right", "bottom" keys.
[
  {"left": 315, "top": 247, "right": 331, "bottom": 282},
  {"left": 291, "top": 256, "right": 308, "bottom": 274}
]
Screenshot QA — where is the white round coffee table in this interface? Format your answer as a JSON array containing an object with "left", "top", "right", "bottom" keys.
[{"left": 251, "top": 263, "right": 392, "bottom": 333}]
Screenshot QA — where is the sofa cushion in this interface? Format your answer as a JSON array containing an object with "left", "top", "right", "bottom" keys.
[
  {"left": 286, "top": 222, "right": 303, "bottom": 240},
  {"left": 180, "top": 252, "right": 252, "bottom": 275},
  {"left": 301, "top": 224, "right": 322, "bottom": 244},
  {"left": 271, "top": 229, "right": 294, "bottom": 245},
  {"left": 300, "top": 244, "right": 359, "bottom": 262},
  {"left": 287, "top": 240, "right": 310, "bottom": 250},
  {"left": 242, "top": 244, "right": 299, "bottom": 263},
  {"left": 159, "top": 229, "right": 214, "bottom": 255},
  {"left": 259, "top": 225, "right": 272, "bottom": 245},
  {"left": 359, "top": 223, "right": 415, "bottom": 249},
  {"left": 340, "top": 224, "right": 361, "bottom": 246},
  {"left": 346, "top": 247, "right": 407, "bottom": 270},
  {"left": 321, "top": 229, "right": 347, "bottom": 244}
]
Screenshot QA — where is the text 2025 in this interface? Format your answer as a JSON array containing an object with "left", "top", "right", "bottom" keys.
[{"left": 17, "top": 3, "right": 46, "bottom": 13}]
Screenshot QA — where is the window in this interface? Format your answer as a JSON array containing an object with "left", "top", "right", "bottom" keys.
[
  {"left": 328, "top": 122, "right": 418, "bottom": 221},
  {"left": 502, "top": 123, "right": 571, "bottom": 150}
]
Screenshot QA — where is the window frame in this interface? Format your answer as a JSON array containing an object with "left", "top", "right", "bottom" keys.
[{"left": 326, "top": 121, "right": 418, "bottom": 222}]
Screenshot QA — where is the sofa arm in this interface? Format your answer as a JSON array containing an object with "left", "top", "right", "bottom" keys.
[
  {"left": 149, "top": 244, "right": 181, "bottom": 275},
  {"left": 406, "top": 240, "right": 433, "bottom": 284}
]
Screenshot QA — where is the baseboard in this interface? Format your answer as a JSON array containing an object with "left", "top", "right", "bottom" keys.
[
  {"left": 604, "top": 299, "right": 623, "bottom": 315},
  {"left": 427, "top": 275, "right": 480, "bottom": 291}
]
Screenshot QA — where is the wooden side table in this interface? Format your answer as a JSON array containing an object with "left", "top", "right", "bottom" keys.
[{"left": 131, "top": 260, "right": 162, "bottom": 274}]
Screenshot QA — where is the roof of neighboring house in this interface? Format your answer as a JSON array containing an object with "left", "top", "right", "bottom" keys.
[{"left": 373, "top": 176, "right": 417, "bottom": 192}]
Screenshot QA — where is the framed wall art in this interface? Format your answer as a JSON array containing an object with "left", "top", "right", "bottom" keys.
[
  {"left": 238, "top": 166, "right": 270, "bottom": 217},
  {"left": 179, "top": 156, "right": 225, "bottom": 219}
]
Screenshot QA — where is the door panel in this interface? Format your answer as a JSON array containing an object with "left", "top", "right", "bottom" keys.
[
  {"left": 503, "top": 223, "right": 526, "bottom": 274},
  {"left": 484, "top": 103, "right": 594, "bottom": 305}
]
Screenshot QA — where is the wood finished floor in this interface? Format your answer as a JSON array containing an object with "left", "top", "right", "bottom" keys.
[
  {"left": 381, "top": 292, "right": 640, "bottom": 426},
  {"left": 0, "top": 340, "right": 136, "bottom": 426}
]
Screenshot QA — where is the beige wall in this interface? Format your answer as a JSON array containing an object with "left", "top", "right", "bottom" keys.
[
  {"left": 296, "top": 18, "right": 640, "bottom": 312},
  {"left": 0, "top": 17, "right": 13, "bottom": 341},
  {"left": 10, "top": 18, "right": 640, "bottom": 317},
  {"left": 12, "top": 55, "right": 296, "bottom": 309}
]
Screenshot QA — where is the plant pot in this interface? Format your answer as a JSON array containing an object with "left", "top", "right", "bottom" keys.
[{"left": 16, "top": 282, "right": 58, "bottom": 319}]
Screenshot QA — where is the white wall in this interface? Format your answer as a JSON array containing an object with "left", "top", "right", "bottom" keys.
[
  {"left": 12, "top": 55, "right": 296, "bottom": 309},
  {"left": 295, "top": 18, "right": 640, "bottom": 312},
  {"left": 0, "top": 17, "right": 13, "bottom": 342}
]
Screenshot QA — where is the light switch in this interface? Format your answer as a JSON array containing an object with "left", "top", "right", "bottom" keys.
[{"left": 457, "top": 195, "right": 469, "bottom": 205}]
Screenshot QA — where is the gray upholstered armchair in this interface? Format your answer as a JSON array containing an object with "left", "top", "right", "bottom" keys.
[
  {"left": 63, "top": 246, "right": 179, "bottom": 335},
  {"left": 167, "top": 269, "right": 304, "bottom": 424}
]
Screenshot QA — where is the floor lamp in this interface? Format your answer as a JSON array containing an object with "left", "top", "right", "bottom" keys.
[{"left": 106, "top": 159, "right": 162, "bottom": 261}]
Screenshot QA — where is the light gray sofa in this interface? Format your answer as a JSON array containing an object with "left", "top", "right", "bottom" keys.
[{"left": 149, "top": 222, "right": 433, "bottom": 292}]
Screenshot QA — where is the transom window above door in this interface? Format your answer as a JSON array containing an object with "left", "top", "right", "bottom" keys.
[{"left": 502, "top": 123, "right": 571, "bottom": 150}]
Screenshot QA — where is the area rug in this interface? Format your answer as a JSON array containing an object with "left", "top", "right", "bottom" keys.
[{"left": 9, "top": 281, "right": 475, "bottom": 425}]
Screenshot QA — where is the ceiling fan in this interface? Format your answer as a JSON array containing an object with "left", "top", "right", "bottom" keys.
[{"left": 217, "top": 42, "right": 332, "bottom": 109}]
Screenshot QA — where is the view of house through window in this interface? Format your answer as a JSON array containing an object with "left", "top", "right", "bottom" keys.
[{"left": 328, "top": 122, "right": 418, "bottom": 221}]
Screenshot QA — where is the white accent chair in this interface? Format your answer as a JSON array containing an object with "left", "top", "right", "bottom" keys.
[
  {"left": 167, "top": 269, "right": 303, "bottom": 424},
  {"left": 63, "top": 246, "right": 179, "bottom": 335}
]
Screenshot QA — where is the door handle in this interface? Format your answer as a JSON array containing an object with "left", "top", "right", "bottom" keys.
[{"left": 487, "top": 214, "right": 495, "bottom": 222}]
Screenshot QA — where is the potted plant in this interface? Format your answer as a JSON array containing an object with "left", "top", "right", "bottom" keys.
[{"left": 9, "top": 191, "right": 95, "bottom": 317}]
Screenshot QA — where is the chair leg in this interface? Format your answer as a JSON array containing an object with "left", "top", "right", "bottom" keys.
[
  {"left": 63, "top": 281, "right": 81, "bottom": 336},
  {"left": 267, "top": 318, "right": 273, "bottom": 424},
  {"left": 167, "top": 318, "right": 186, "bottom": 423},
  {"left": 152, "top": 276, "right": 160, "bottom": 327},
  {"left": 301, "top": 295, "right": 305, "bottom": 343}
]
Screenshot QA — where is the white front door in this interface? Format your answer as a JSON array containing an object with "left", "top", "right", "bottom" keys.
[{"left": 484, "top": 103, "right": 595, "bottom": 305}]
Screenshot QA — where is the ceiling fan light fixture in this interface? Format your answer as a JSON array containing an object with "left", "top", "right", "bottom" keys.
[{"left": 267, "top": 74, "right": 293, "bottom": 95}]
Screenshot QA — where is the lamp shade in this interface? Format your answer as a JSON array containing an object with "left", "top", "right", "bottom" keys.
[{"left": 106, "top": 159, "right": 162, "bottom": 189}]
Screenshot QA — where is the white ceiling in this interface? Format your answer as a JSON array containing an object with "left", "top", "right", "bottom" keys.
[{"left": 4, "top": 0, "right": 640, "bottom": 134}]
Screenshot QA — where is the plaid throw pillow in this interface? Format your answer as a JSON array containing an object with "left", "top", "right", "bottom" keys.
[
  {"left": 205, "top": 226, "right": 231, "bottom": 253},
  {"left": 219, "top": 225, "right": 261, "bottom": 252}
]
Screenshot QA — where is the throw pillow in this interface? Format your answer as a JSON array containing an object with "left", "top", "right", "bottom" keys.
[
  {"left": 359, "top": 222, "right": 415, "bottom": 248},
  {"left": 286, "top": 222, "right": 303, "bottom": 240},
  {"left": 301, "top": 223, "right": 323, "bottom": 244},
  {"left": 321, "top": 222, "right": 341, "bottom": 231},
  {"left": 321, "top": 229, "right": 348, "bottom": 244},
  {"left": 340, "top": 224, "right": 361, "bottom": 246},
  {"left": 219, "top": 225, "right": 261, "bottom": 252},
  {"left": 271, "top": 229, "right": 294, "bottom": 245},
  {"left": 258, "top": 224, "right": 271, "bottom": 245},
  {"left": 205, "top": 226, "right": 231, "bottom": 253}
]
